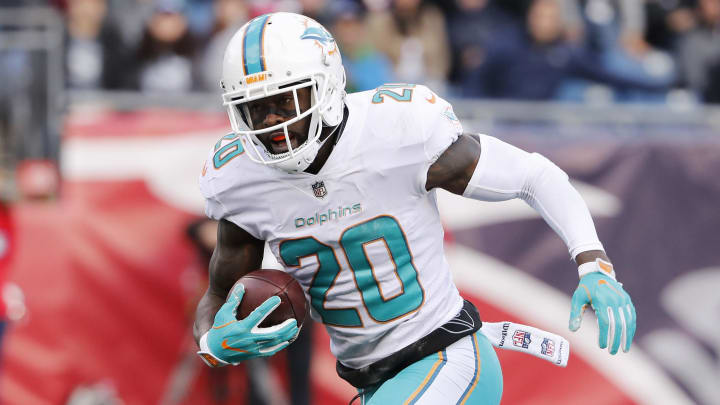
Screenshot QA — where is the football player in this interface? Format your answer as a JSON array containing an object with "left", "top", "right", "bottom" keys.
[{"left": 193, "top": 12, "right": 636, "bottom": 404}]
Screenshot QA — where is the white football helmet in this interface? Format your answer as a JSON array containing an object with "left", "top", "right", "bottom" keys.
[{"left": 220, "top": 12, "right": 346, "bottom": 173}]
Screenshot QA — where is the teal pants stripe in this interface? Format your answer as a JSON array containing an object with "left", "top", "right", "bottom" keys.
[
  {"left": 456, "top": 332, "right": 503, "bottom": 405},
  {"left": 407, "top": 349, "right": 447, "bottom": 404},
  {"left": 457, "top": 332, "right": 481, "bottom": 404},
  {"left": 361, "top": 331, "right": 502, "bottom": 405}
]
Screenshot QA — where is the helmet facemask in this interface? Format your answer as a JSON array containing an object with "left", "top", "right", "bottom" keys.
[
  {"left": 223, "top": 73, "right": 331, "bottom": 173},
  {"left": 220, "top": 12, "right": 347, "bottom": 172}
]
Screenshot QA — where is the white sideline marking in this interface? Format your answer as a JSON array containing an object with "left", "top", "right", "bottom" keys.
[{"left": 62, "top": 132, "right": 221, "bottom": 214}]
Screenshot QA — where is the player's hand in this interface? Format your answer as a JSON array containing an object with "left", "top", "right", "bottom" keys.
[
  {"left": 569, "top": 263, "right": 636, "bottom": 355},
  {"left": 197, "top": 284, "right": 299, "bottom": 367}
]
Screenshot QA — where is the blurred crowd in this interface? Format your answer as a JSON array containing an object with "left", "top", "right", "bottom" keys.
[{"left": 11, "top": 0, "right": 720, "bottom": 104}]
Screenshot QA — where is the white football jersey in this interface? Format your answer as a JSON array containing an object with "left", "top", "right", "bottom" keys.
[{"left": 200, "top": 84, "right": 465, "bottom": 368}]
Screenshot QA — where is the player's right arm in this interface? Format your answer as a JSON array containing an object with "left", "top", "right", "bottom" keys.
[
  {"left": 193, "top": 218, "right": 264, "bottom": 343},
  {"left": 193, "top": 219, "right": 299, "bottom": 367}
]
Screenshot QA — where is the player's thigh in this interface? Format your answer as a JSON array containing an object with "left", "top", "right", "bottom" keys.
[{"left": 364, "top": 331, "right": 502, "bottom": 405}]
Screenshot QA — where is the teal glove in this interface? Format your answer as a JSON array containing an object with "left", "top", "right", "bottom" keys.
[
  {"left": 197, "top": 283, "right": 299, "bottom": 367},
  {"left": 569, "top": 260, "right": 636, "bottom": 355}
]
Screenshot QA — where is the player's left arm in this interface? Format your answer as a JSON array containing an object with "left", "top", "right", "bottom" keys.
[{"left": 426, "top": 133, "right": 636, "bottom": 355}]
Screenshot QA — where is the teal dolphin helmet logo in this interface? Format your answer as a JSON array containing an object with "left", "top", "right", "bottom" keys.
[
  {"left": 443, "top": 106, "right": 459, "bottom": 122},
  {"left": 300, "top": 26, "right": 334, "bottom": 44}
]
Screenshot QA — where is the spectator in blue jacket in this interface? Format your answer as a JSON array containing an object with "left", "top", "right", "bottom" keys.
[
  {"left": 446, "top": 0, "right": 517, "bottom": 94},
  {"left": 331, "top": 1, "right": 396, "bottom": 92},
  {"left": 463, "top": 0, "right": 673, "bottom": 101},
  {"left": 676, "top": 0, "right": 720, "bottom": 102}
]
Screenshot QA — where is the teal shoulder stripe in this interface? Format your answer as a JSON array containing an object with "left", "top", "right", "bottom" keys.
[{"left": 243, "top": 14, "right": 270, "bottom": 75}]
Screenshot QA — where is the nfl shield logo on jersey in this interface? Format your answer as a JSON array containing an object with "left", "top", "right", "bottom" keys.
[
  {"left": 312, "top": 181, "right": 327, "bottom": 199},
  {"left": 512, "top": 330, "right": 532, "bottom": 349},
  {"left": 541, "top": 338, "right": 555, "bottom": 356}
]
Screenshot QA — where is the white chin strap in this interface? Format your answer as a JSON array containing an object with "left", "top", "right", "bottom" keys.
[
  {"left": 274, "top": 138, "right": 321, "bottom": 173},
  {"left": 273, "top": 127, "right": 338, "bottom": 173},
  {"left": 271, "top": 113, "right": 344, "bottom": 173}
]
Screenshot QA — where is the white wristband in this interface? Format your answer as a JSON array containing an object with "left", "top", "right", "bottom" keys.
[
  {"left": 197, "top": 332, "right": 229, "bottom": 367},
  {"left": 578, "top": 258, "right": 616, "bottom": 280}
]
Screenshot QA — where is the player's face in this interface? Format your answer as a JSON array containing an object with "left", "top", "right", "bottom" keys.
[{"left": 246, "top": 87, "right": 312, "bottom": 155}]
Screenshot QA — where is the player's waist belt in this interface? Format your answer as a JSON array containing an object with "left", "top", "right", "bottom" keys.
[{"left": 336, "top": 299, "right": 482, "bottom": 389}]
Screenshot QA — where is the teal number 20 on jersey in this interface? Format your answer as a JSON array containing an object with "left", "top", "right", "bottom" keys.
[{"left": 279, "top": 215, "right": 424, "bottom": 327}]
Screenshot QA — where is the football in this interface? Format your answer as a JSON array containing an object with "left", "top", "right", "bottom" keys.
[{"left": 234, "top": 269, "right": 308, "bottom": 329}]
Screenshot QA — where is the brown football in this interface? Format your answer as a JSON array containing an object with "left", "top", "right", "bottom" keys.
[{"left": 234, "top": 269, "right": 308, "bottom": 328}]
